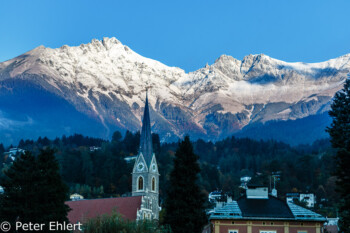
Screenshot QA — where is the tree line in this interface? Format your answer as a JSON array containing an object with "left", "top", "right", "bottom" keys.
[{"left": 0, "top": 132, "right": 339, "bottom": 217}]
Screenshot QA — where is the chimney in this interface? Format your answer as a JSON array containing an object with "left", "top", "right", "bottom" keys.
[{"left": 246, "top": 185, "right": 268, "bottom": 199}]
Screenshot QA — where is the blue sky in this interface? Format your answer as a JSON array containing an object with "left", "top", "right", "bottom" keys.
[{"left": 0, "top": 0, "right": 349, "bottom": 72}]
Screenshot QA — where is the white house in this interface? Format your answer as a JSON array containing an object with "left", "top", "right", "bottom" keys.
[{"left": 286, "top": 193, "right": 316, "bottom": 208}]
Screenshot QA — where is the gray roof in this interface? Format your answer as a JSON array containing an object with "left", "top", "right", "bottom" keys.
[
  {"left": 237, "top": 195, "right": 294, "bottom": 219},
  {"left": 210, "top": 196, "right": 326, "bottom": 222},
  {"left": 211, "top": 201, "right": 243, "bottom": 219},
  {"left": 139, "top": 92, "right": 153, "bottom": 166},
  {"left": 287, "top": 202, "right": 325, "bottom": 221}
]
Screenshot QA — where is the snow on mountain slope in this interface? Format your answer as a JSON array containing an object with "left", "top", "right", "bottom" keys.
[{"left": 0, "top": 37, "right": 349, "bottom": 145}]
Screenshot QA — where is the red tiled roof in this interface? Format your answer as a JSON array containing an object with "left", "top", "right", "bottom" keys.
[{"left": 66, "top": 196, "right": 142, "bottom": 223}]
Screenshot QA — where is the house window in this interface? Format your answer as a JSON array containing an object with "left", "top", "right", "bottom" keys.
[
  {"left": 260, "top": 231, "right": 276, "bottom": 233},
  {"left": 229, "top": 230, "right": 238, "bottom": 233},
  {"left": 298, "top": 231, "right": 307, "bottom": 233},
  {"left": 152, "top": 177, "right": 156, "bottom": 191},
  {"left": 138, "top": 176, "right": 144, "bottom": 190}
]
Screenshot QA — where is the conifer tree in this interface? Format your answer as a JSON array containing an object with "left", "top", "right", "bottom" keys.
[
  {"left": 36, "top": 148, "right": 70, "bottom": 231},
  {"left": 163, "top": 136, "right": 207, "bottom": 233},
  {"left": 327, "top": 78, "right": 350, "bottom": 233},
  {"left": 0, "top": 151, "right": 40, "bottom": 224},
  {"left": 1, "top": 149, "right": 70, "bottom": 232},
  {"left": 0, "top": 143, "right": 5, "bottom": 155}
]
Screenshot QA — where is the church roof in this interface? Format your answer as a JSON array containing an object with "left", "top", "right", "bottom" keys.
[
  {"left": 139, "top": 92, "right": 153, "bottom": 166},
  {"left": 66, "top": 196, "right": 142, "bottom": 223}
]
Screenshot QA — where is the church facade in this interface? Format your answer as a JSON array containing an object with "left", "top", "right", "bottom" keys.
[
  {"left": 66, "top": 93, "right": 160, "bottom": 222},
  {"left": 131, "top": 92, "right": 160, "bottom": 220}
]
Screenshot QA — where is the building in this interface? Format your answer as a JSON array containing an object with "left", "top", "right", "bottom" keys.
[
  {"left": 89, "top": 146, "right": 101, "bottom": 152},
  {"left": 8, "top": 147, "right": 25, "bottom": 155},
  {"left": 240, "top": 176, "right": 252, "bottom": 189},
  {"left": 2, "top": 148, "right": 25, "bottom": 165},
  {"left": 66, "top": 93, "right": 160, "bottom": 223},
  {"left": 286, "top": 193, "right": 316, "bottom": 208},
  {"left": 124, "top": 155, "right": 137, "bottom": 163},
  {"left": 209, "top": 185, "right": 326, "bottom": 233},
  {"left": 324, "top": 218, "right": 339, "bottom": 233},
  {"left": 70, "top": 193, "right": 84, "bottom": 201},
  {"left": 209, "top": 191, "right": 234, "bottom": 210},
  {"left": 286, "top": 193, "right": 299, "bottom": 202},
  {"left": 299, "top": 194, "right": 316, "bottom": 208},
  {"left": 209, "top": 191, "right": 225, "bottom": 203},
  {"left": 67, "top": 196, "right": 144, "bottom": 223},
  {"left": 131, "top": 92, "right": 160, "bottom": 220}
]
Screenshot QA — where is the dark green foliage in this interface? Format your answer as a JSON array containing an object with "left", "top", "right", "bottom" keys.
[
  {"left": 163, "top": 136, "right": 207, "bottom": 233},
  {"left": 61, "top": 134, "right": 105, "bottom": 147},
  {"left": 292, "top": 198, "right": 309, "bottom": 208},
  {"left": 334, "top": 149, "right": 350, "bottom": 232},
  {"left": 0, "top": 149, "right": 69, "bottom": 232},
  {"left": 112, "top": 131, "right": 123, "bottom": 142},
  {"left": 0, "top": 130, "right": 340, "bottom": 220},
  {"left": 327, "top": 79, "right": 350, "bottom": 150},
  {"left": 123, "top": 130, "right": 141, "bottom": 155},
  {"left": 0, "top": 151, "right": 39, "bottom": 223},
  {"left": 152, "top": 134, "right": 161, "bottom": 155},
  {"left": 36, "top": 149, "right": 70, "bottom": 231},
  {"left": 70, "top": 184, "right": 104, "bottom": 198},
  {"left": 84, "top": 212, "right": 171, "bottom": 233},
  {"left": 0, "top": 143, "right": 4, "bottom": 155},
  {"left": 327, "top": 78, "right": 350, "bottom": 233}
]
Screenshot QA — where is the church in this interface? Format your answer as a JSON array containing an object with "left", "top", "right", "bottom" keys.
[{"left": 66, "top": 93, "right": 160, "bottom": 222}]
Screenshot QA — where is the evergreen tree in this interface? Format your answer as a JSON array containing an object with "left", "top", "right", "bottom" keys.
[
  {"left": 163, "top": 136, "right": 207, "bottom": 233},
  {"left": 0, "top": 151, "right": 40, "bottom": 224},
  {"left": 1, "top": 149, "right": 70, "bottom": 232},
  {"left": 327, "top": 78, "right": 350, "bottom": 233},
  {"left": 36, "top": 148, "right": 70, "bottom": 231},
  {"left": 0, "top": 143, "right": 5, "bottom": 154},
  {"left": 112, "top": 131, "right": 122, "bottom": 143}
]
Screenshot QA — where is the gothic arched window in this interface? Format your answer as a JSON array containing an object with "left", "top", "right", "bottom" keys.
[
  {"left": 138, "top": 176, "right": 144, "bottom": 190},
  {"left": 152, "top": 177, "right": 156, "bottom": 191}
]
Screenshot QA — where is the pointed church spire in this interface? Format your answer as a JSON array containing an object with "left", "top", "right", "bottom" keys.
[{"left": 139, "top": 90, "right": 153, "bottom": 166}]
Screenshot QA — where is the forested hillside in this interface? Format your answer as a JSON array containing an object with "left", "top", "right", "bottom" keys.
[{"left": 0, "top": 132, "right": 338, "bottom": 217}]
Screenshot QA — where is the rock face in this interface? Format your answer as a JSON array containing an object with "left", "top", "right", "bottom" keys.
[{"left": 0, "top": 37, "right": 349, "bottom": 145}]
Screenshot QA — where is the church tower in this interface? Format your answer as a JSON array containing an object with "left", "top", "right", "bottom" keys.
[{"left": 132, "top": 92, "right": 160, "bottom": 220}]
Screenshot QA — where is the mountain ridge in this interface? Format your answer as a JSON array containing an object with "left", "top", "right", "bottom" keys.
[{"left": 0, "top": 37, "right": 349, "bottom": 145}]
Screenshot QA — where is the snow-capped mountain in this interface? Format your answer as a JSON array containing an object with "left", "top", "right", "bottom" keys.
[{"left": 0, "top": 37, "right": 349, "bottom": 145}]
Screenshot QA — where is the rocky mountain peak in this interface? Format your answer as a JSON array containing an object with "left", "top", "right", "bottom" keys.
[{"left": 0, "top": 37, "right": 349, "bottom": 145}]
